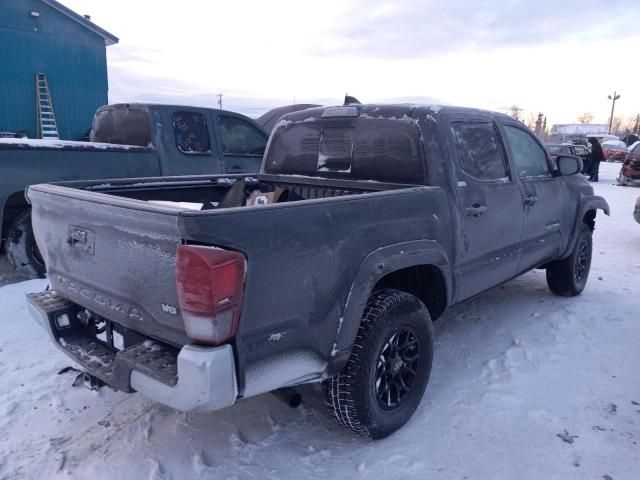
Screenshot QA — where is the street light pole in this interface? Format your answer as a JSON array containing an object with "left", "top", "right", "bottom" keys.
[{"left": 608, "top": 91, "right": 621, "bottom": 134}]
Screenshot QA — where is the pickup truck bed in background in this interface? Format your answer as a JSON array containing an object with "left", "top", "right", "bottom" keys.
[
  {"left": 1, "top": 102, "right": 269, "bottom": 277},
  {"left": 27, "top": 103, "right": 609, "bottom": 438}
]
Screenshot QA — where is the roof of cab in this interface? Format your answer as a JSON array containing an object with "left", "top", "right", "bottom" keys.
[{"left": 279, "top": 103, "right": 514, "bottom": 124}]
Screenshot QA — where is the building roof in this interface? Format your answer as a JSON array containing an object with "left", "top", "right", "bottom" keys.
[
  {"left": 550, "top": 124, "right": 609, "bottom": 135},
  {"left": 41, "top": 0, "right": 118, "bottom": 46}
]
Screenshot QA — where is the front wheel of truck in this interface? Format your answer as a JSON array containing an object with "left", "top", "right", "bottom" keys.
[
  {"left": 546, "top": 223, "right": 592, "bottom": 297},
  {"left": 7, "top": 209, "right": 46, "bottom": 279},
  {"left": 322, "top": 289, "right": 434, "bottom": 439}
]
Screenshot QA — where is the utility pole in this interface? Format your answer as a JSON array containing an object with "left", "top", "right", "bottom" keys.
[
  {"left": 607, "top": 91, "right": 621, "bottom": 133},
  {"left": 217, "top": 92, "right": 223, "bottom": 110}
]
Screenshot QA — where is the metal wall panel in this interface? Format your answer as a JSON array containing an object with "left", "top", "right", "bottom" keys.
[{"left": 0, "top": 0, "right": 111, "bottom": 139}]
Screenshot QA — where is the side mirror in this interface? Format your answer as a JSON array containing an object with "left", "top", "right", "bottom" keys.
[{"left": 556, "top": 155, "right": 582, "bottom": 176}]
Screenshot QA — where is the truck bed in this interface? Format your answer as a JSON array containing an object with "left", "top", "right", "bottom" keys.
[{"left": 27, "top": 173, "right": 451, "bottom": 395}]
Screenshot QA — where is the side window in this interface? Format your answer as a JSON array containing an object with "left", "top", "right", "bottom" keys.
[
  {"left": 451, "top": 121, "right": 508, "bottom": 181},
  {"left": 172, "top": 112, "right": 211, "bottom": 154},
  {"left": 504, "top": 126, "right": 551, "bottom": 178},
  {"left": 633, "top": 145, "right": 640, "bottom": 155},
  {"left": 218, "top": 116, "right": 267, "bottom": 156}
]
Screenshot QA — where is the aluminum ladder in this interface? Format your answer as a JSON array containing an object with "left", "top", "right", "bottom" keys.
[{"left": 35, "top": 73, "right": 60, "bottom": 139}]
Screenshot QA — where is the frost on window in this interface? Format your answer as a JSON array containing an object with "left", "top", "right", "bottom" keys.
[
  {"left": 451, "top": 122, "right": 507, "bottom": 181},
  {"left": 264, "top": 117, "right": 424, "bottom": 184},
  {"left": 352, "top": 118, "right": 423, "bottom": 183},
  {"left": 92, "top": 107, "right": 151, "bottom": 147},
  {"left": 504, "top": 126, "right": 550, "bottom": 179},
  {"left": 172, "top": 112, "right": 211, "bottom": 155},
  {"left": 265, "top": 124, "right": 321, "bottom": 175}
]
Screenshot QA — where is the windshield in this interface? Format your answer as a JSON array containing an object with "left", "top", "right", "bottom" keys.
[{"left": 546, "top": 145, "right": 571, "bottom": 154}]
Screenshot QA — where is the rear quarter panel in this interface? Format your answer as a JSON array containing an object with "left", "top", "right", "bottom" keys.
[{"left": 178, "top": 187, "right": 453, "bottom": 396}]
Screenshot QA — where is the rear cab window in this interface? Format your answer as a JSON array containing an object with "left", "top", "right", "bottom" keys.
[
  {"left": 264, "top": 113, "right": 425, "bottom": 184},
  {"left": 172, "top": 111, "right": 211, "bottom": 154}
]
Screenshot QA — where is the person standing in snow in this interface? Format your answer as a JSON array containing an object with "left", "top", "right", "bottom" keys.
[{"left": 587, "top": 137, "right": 605, "bottom": 182}]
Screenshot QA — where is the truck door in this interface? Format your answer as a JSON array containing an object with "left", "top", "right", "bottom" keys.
[
  {"left": 446, "top": 116, "right": 524, "bottom": 301},
  {"left": 163, "top": 110, "right": 224, "bottom": 175},
  {"left": 501, "top": 123, "right": 570, "bottom": 271},
  {"left": 213, "top": 113, "right": 267, "bottom": 174}
]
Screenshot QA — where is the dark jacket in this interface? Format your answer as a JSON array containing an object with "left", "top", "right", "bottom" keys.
[{"left": 588, "top": 138, "right": 605, "bottom": 163}]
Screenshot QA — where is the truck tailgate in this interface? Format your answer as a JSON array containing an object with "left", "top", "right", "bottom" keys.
[{"left": 28, "top": 184, "right": 188, "bottom": 346}]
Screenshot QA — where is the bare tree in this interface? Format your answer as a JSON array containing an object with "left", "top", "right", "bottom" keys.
[
  {"left": 526, "top": 112, "right": 537, "bottom": 130},
  {"left": 510, "top": 105, "right": 523, "bottom": 121},
  {"left": 610, "top": 117, "right": 623, "bottom": 136},
  {"left": 577, "top": 112, "right": 594, "bottom": 124}
]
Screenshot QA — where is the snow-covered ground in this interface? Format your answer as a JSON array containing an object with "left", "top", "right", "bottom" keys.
[{"left": 0, "top": 162, "right": 638, "bottom": 480}]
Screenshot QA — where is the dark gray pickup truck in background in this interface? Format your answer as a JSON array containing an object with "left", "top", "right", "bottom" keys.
[
  {"left": 1, "top": 102, "right": 268, "bottom": 277},
  {"left": 26, "top": 103, "right": 609, "bottom": 438}
]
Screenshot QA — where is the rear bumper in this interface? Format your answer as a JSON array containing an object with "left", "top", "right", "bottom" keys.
[{"left": 27, "top": 290, "right": 237, "bottom": 412}]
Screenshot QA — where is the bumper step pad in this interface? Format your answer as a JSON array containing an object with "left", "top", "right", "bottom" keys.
[
  {"left": 115, "top": 341, "right": 178, "bottom": 387},
  {"left": 28, "top": 290, "right": 179, "bottom": 393}
]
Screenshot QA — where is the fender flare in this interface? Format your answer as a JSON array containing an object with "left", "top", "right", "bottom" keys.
[
  {"left": 327, "top": 239, "right": 452, "bottom": 375},
  {"left": 561, "top": 195, "right": 610, "bottom": 258}
]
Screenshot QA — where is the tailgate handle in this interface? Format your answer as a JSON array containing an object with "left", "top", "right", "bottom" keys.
[
  {"left": 524, "top": 194, "right": 538, "bottom": 206},
  {"left": 464, "top": 204, "right": 487, "bottom": 217}
]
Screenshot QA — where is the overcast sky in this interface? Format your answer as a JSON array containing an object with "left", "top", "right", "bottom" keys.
[{"left": 63, "top": 0, "right": 640, "bottom": 125}]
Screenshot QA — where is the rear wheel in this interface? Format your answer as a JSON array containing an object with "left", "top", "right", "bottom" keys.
[
  {"left": 322, "top": 289, "right": 434, "bottom": 439},
  {"left": 6, "top": 209, "right": 46, "bottom": 278},
  {"left": 546, "top": 223, "right": 592, "bottom": 296}
]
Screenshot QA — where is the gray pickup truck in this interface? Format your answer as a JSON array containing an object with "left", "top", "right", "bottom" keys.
[
  {"left": 26, "top": 103, "right": 609, "bottom": 438},
  {"left": 1, "top": 103, "right": 268, "bottom": 277}
]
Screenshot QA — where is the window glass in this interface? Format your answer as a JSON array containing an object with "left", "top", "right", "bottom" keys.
[
  {"left": 573, "top": 146, "right": 587, "bottom": 155},
  {"left": 92, "top": 108, "right": 150, "bottom": 147},
  {"left": 505, "top": 125, "right": 550, "bottom": 178},
  {"left": 633, "top": 145, "right": 640, "bottom": 155},
  {"left": 172, "top": 112, "right": 211, "bottom": 154},
  {"left": 546, "top": 145, "right": 568, "bottom": 154},
  {"left": 451, "top": 122, "right": 508, "bottom": 181},
  {"left": 266, "top": 123, "right": 321, "bottom": 174},
  {"left": 263, "top": 117, "right": 424, "bottom": 183},
  {"left": 351, "top": 118, "right": 424, "bottom": 183},
  {"left": 218, "top": 116, "right": 267, "bottom": 156},
  {"left": 318, "top": 127, "right": 354, "bottom": 172}
]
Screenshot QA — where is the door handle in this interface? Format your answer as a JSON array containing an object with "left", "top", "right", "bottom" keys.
[
  {"left": 524, "top": 194, "right": 538, "bottom": 206},
  {"left": 464, "top": 204, "right": 487, "bottom": 217}
]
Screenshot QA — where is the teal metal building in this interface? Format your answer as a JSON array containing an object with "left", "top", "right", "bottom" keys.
[{"left": 0, "top": 0, "right": 118, "bottom": 139}]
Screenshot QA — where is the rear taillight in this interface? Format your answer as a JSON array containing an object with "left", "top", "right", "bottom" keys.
[{"left": 176, "top": 244, "right": 246, "bottom": 346}]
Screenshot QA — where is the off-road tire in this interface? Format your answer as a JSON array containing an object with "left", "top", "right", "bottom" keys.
[
  {"left": 322, "top": 289, "right": 434, "bottom": 439},
  {"left": 546, "top": 223, "right": 592, "bottom": 296},
  {"left": 6, "top": 209, "right": 46, "bottom": 278}
]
